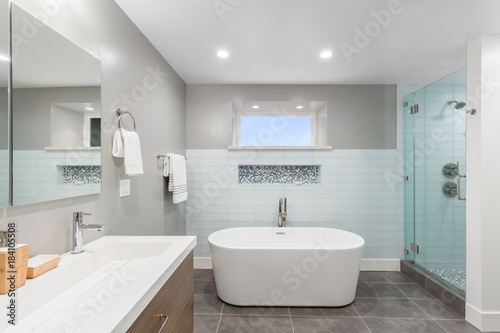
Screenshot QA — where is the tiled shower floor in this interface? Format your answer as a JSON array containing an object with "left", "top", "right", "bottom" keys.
[
  {"left": 429, "top": 268, "right": 466, "bottom": 293},
  {"left": 194, "top": 269, "right": 485, "bottom": 333}
]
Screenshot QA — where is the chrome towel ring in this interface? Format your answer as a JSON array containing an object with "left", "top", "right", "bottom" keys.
[{"left": 115, "top": 108, "right": 136, "bottom": 131}]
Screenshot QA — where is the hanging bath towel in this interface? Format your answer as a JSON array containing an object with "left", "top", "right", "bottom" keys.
[
  {"left": 112, "top": 129, "right": 144, "bottom": 176},
  {"left": 167, "top": 154, "right": 187, "bottom": 204}
]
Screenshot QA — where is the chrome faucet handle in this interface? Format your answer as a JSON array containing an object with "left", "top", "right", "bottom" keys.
[
  {"left": 74, "top": 211, "right": 92, "bottom": 217},
  {"left": 79, "top": 224, "right": 105, "bottom": 230}
]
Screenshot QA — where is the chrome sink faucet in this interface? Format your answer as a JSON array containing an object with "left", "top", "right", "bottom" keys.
[
  {"left": 278, "top": 198, "right": 287, "bottom": 227},
  {"left": 71, "top": 211, "right": 105, "bottom": 254}
]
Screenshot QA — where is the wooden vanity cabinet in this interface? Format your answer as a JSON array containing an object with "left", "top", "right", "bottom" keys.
[{"left": 127, "top": 251, "right": 194, "bottom": 333}]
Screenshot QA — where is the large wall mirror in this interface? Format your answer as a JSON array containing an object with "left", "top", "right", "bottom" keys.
[
  {"left": 11, "top": 3, "right": 101, "bottom": 206},
  {"left": 0, "top": 1, "right": 9, "bottom": 207}
]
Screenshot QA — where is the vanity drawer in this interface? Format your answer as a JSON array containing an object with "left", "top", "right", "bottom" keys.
[
  {"left": 127, "top": 251, "right": 193, "bottom": 333},
  {"left": 170, "top": 290, "right": 194, "bottom": 333}
]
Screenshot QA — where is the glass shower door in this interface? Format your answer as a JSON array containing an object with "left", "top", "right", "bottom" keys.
[
  {"left": 405, "top": 68, "right": 467, "bottom": 295},
  {"left": 404, "top": 94, "right": 415, "bottom": 263}
]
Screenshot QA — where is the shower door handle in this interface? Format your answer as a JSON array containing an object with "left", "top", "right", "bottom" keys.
[{"left": 457, "top": 174, "right": 466, "bottom": 201}]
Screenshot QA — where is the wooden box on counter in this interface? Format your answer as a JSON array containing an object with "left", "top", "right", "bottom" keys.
[{"left": 0, "top": 245, "right": 30, "bottom": 294}]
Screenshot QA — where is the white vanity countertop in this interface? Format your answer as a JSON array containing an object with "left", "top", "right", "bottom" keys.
[{"left": 0, "top": 235, "right": 196, "bottom": 333}]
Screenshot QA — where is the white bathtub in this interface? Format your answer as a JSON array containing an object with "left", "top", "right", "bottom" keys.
[{"left": 208, "top": 227, "right": 364, "bottom": 307}]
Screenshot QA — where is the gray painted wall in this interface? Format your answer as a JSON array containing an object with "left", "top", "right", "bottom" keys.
[
  {"left": 50, "top": 105, "right": 85, "bottom": 147},
  {"left": 187, "top": 85, "right": 396, "bottom": 149},
  {"left": 0, "top": 0, "right": 186, "bottom": 256},
  {"left": 13, "top": 87, "right": 99, "bottom": 149}
]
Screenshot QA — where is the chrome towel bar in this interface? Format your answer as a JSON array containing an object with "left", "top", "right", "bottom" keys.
[{"left": 157, "top": 153, "right": 186, "bottom": 160}]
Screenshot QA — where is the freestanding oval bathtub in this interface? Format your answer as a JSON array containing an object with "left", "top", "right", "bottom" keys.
[{"left": 208, "top": 227, "right": 364, "bottom": 307}]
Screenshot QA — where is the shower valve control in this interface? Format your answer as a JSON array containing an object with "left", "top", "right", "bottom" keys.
[
  {"left": 443, "top": 163, "right": 459, "bottom": 178},
  {"left": 443, "top": 182, "right": 458, "bottom": 198}
]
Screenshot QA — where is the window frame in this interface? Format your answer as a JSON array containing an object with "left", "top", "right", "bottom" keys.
[
  {"left": 83, "top": 113, "right": 101, "bottom": 147},
  {"left": 235, "top": 110, "right": 317, "bottom": 147}
]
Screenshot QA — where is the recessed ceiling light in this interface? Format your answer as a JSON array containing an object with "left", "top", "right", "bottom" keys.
[
  {"left": 320, "top": 51, "right": 333, "bottom": 59},
  {"left": 85, "top": 107, "right": 95, "bottom": 111},
  {"left": 0, "top": 55, "right": 9, "bottom": 62},
  {"left": 296, "top": 106, "right": 304, "bottom": 109},
  {"left": 252, "top": 105, "right": 259, "bottom": 109},
  {"left": 217, "top": 50, "right": 229, "bottom": 58}
]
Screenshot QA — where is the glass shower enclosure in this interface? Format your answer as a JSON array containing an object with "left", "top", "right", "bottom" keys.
[{"left": 404, "top": 68, "right": 467, "bottom": 296}]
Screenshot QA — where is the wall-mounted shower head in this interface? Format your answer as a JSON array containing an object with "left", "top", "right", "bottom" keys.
[{"left": 447, "top": 100, "right": 466, "bottom": 109}]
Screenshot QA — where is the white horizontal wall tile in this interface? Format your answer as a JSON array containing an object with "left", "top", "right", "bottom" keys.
[{"left": 186, "top": 149, "right": 404, "bottom": 258}]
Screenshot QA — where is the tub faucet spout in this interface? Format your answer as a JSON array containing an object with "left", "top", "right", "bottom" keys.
[{"left": 278, "top": 198, "right": 287, "bottom": 227}]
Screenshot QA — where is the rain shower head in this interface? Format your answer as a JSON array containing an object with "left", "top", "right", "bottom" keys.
[{"left": 447, "top": 100, "right": 466, "bottom": 109}]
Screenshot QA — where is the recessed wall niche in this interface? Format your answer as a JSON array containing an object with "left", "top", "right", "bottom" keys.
[{"left": 239, "top": 165, "right": 320, "bottom": 185}]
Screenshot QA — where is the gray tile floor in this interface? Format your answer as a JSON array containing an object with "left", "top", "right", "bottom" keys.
[{"left": 194, "top": 269, "right": 486, "bottom": 333}]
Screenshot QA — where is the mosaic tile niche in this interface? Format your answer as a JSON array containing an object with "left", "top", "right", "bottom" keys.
[
  {"left": 60, "top": 165, "right": 102, "bottom": 184},
  {"left": 239, "top": 165, "right": 320, "bottom": 185}
]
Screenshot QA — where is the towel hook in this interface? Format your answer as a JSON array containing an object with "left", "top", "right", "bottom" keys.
[{"left": 115, "top": 108, "right": 136, "bottom": 131}]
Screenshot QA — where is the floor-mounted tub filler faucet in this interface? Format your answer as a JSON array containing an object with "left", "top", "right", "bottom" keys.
[
  {"left": 72, "top": 211, "right": 105, "bottom": 254},
  {"left": 278, "top": 198, "right": 287, "bottom": 227}
]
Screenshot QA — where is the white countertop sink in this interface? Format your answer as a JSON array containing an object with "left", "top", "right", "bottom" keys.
[{"left": 0, "top": 235, "right": 196, "bottom": 332}]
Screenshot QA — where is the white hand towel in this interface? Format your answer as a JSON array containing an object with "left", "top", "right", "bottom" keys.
[
  {"left": 163, "top": 153, "right": 170, "bottom": 178},
  {"left": 112, "top": 129, "right": 124, "bottom": 158},
  {"left": 112, "top": 129, "right": 144, "bottom": 176},
  {"left": 168, "top": 154, "right": 187, "bottom": 204}
]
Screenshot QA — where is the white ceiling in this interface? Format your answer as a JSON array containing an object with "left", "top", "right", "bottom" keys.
[
  {"left": 234, "top": 101, "right": 326, "bottom": 113},
  {"left": 114, "top": 0, "right": 500, "bottom": 85},
  {"left": 53, "top": 103, "right": 101, "bottom": 114}
]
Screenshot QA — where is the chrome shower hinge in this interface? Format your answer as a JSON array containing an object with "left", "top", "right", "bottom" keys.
[
  {"left": 410, "top": 104, "right": 419, "bottom": 115},
  {"left": 411, "top": 242, "right": 420, "bottom": 254}
]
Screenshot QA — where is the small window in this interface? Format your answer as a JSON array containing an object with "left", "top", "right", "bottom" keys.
[{"left": 232, "top": 101, "right": 327, "bottom": 148}]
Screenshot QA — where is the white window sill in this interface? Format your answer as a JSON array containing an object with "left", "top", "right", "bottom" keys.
[
  {"left": 44, "top": 147, "right": 101, "bottom": 151},
  {"left": 228, "top": 146, "right": 333, "bottom": 150}
]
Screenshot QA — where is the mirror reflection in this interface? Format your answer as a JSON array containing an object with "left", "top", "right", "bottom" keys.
[
  {"left": 0, "top": 0, "right": 9, "bottom": 207},
  {"left": 12, "top": 4, "right": 101, "bottom": 206}
]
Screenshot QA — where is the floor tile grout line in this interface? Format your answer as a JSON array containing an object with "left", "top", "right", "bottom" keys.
[
  {"left": 433, "top": 320, "right": 452, "bottom": 333},
  {"left": 404, "top": 295, "right": 452, "bottom": 333},
  {"left": 351, "top": 302, "right": 373, "bottom": 333},
  {"left": 360, "top": 316, "right": 443, "bottom": 320},
  {"left": 390, "top": 281, "right": 412, "bottom": 300},
  {"left": 403, "top": 292, "right": 454, "bottom": 333},
  {"left": 218, "top": 313, "right": 362, "bottom": 318},
  {"left": 288, "top": 315, "right": 361, "bottom": 319},
  {"left": 390, "top": 280, "right": 438, "bottom": 300},
  {"left": 358, "top": 282, "right": 406, "bottom": 284},
  {"left": 288, "top": 307, "right": 295, "bottom": 333},
  {"left": 355, "top": 297, "right": 409, "bottom": 299},
  {"left": 222, "top": 314, "right": 291, "bottom": 317},
  {"left": 215, "top": 303, "right": 224, "bottom": 333},
  {"left": 194, "top": 279, "right": 215, "bottom": 281},
  {"left": 374, "top": 271, "right": 391, "bottom": 283}
]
